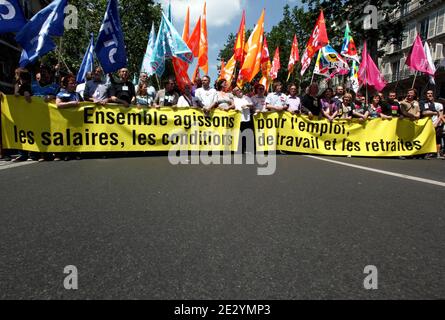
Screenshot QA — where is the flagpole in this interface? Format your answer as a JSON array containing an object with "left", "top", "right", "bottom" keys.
[
  {"left": 58, "top": 38, "right": 62, "bottom": 71},
  {"left": 365, "top": 84, "right": 369, "bottom": 109},
  {"left": 155, "top": 74, "right": 161, "bottom": 90},
  {"left": 411, "top": 71, "right": 418, "bottom": 89}
]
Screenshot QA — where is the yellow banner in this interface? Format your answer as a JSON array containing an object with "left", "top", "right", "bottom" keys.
[
  {"left": 0, "top": 94, "right": 241, "bottom": 152},
  {"left": 254, "top": 112, "right": 436, "bottom": 156}
]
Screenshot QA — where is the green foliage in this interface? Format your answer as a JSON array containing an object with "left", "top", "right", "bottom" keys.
[{"left": 46, "top": 0, "right": 162, "bottom": 77}]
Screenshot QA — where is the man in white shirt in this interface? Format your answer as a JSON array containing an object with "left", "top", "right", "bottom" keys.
[
  {"left": 422, "top": 90, "right": 445, "bottom": 159},
  {"left": 265, "top": 81, "right": 288, "bottom": 111},
  {"left": 194, "top": 75, "right": 217, "bottom": 111}
]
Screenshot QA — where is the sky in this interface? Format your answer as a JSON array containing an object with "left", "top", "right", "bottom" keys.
[{"left": 156, "top": 0, "right": 304, "bottom": 81}]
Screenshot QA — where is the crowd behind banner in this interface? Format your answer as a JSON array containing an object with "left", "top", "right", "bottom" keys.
[{"left": 0, "top": 63, "right": 443, "bottom": 161}]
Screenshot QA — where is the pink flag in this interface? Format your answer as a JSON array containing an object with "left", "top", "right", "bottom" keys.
[
  {"left": 366, "top": 52, "right": 386, "bottom": 91},
  {"left": 358, "top": 42, "right": 368, "bottom": 87},
  {"left": 406, "top": 34, "right": 435, "bottom": 76},
  {"left": 358, "top": 42, "right": 386, "bottom": 91}
]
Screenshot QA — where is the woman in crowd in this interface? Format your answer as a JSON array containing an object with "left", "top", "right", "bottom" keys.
[
  {"left": 251, "top": 83, "right": 267, "bottom": 114},
  {"left": 177, "top": 83, "right": 199, "bottom": 108},
  {"left": 367, "top": 94, "right": 389, "bottom": 119},
  {"left": 336, "top": 92, "right": 354, "bottom": 120},
  {"left": 319, "top": 88, "right": 337, "bottom": 121},
  {"left": 132, "top": 82, "right": 153, "bottom": 108},
  {"left": 55, "top": 75, "right": 83, "bottom": 161},
  {"left": 251, "top": 83, "right": 267, "bottom": 115},
  {"left": 213, "top": 79, "right": 234, "bottom": 111}
]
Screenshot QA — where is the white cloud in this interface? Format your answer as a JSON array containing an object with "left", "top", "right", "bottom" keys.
[{"left": 157, "top": 0, "right": 243, "bottom": 28}]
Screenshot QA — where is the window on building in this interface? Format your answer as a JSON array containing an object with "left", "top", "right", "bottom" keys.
[
  {"left": 428, "top": 13, "right": 436, "bottom": 39},
  {"left": 402, "top": 29, "right": 409, "bottom": 49},
  {"left": 437, "top": 8, "right": 445, "bottom": 35},
  {"left": 401, "top": 3, "right": 408, "bottom": 16},
  {"left": 392, "top": 61, "right": 400, "bottom": 82},
  {"left": 420, "top": 18, "right": 429, "bottom": 41}
]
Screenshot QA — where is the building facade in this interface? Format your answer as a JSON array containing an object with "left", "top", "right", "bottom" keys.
[{"left": 380, "top": 0, "right": 445, "bottom": 100}]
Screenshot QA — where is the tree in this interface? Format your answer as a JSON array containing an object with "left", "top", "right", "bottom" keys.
[{"left": 44, "top": 0, "right": 162, "bottom": 78}]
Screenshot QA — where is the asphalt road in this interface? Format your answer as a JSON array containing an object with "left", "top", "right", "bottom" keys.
[{"left": 0, "top": 154, "right": 444, "bottom": 299}]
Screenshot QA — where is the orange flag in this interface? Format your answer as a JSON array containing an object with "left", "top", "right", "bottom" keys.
[
  {"left": 187, "top": 17, "right": 201, "bottom": 58},
  {"left": 198, "top": 2, "right": 208, "bottom": 75},
  {"left": 234, "top": 10, "right": 246, "bottom": 64},
  {"left": 218, "top": 59, "right": 226, "bottom": 81},
  {"left": 260, "top": 34, "right": 272, "bottom": 90},
  {"left": 182, "top": 6, "right": 190, "bottom": 41},
  {"left": 270, "top": 47, "right": 280, "bottom": 80},
  {"left": 287, "top": 34, "right": 299, "bottom": 80},
  {"left": 220, "top": 54, "right": 236, "bottom": 84},
  {"left": 237, "top": 9, "right": 265, "bottom": 88}
]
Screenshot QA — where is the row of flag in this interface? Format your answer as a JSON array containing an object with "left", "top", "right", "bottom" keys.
[
  {"left": 218, "top": 9, "right": 441, "bottom": 93},
  {"left": 140, "top": 2, "right": 209, "bottom": 91},
  {"left": 0, "top": 1, "right": 441, "bottom": 90}
]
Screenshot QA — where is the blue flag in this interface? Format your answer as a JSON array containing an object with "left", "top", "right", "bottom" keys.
[
  {"left": 167, "top": 0, "right": 172, "bottom": 23},
  {"left": 150, "top": 12, "right": 192, "bottom": 77},
  {"left": 15, "top": 0, "right": 67, "bottom": 66},
  {"left": 141, "top": 22, "right": 156, "bottom": 75},
  {"left": 77, "top": 33, "right": 95, "bottom": 84},
  {"left": 95, "top": 0, "right": 127, "bottom": 74},
  {"left": 0, "top": 0, "right": 27, "bottom": 33}
]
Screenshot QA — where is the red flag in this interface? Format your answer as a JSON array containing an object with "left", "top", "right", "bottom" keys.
[
  {"left": 260, "top": 35, "right": 272, "bottom": 90},
  {"left": 173, "top": 7, "right": 192, "bottom": 91},
  {"left": 192, "top": 64, "right": 201, "bottom": 84},
  {"left": 270, "top": 47, "right": 280, "bottom": 80},
  {"left": 198, "top": 2, "right": 208, "bottom": 75},
  {"left": 234, "top": 10, "right": 246, "bottom": 63},
  {"left": 406, "top": 34, "right": 435, "bottom": 76},
  {"left": 300, "top": 10, "right": 329, "bottom": 76},
  {"left": 287, "top": 34, "right": 299, "bottom": 77},
  {"left": 173, "top": 58, "right": 192, "bottom": 91},
  {"left": 187, "top": 17, "right": 201, "bottom": 58}
]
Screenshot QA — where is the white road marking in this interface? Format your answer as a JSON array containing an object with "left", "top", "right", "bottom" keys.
[
  {"left": 0, "top": 161, "right": 37, "bottom": 171},
  {"left": 304, "top": 155, "right": 445, "bottom": 188}
]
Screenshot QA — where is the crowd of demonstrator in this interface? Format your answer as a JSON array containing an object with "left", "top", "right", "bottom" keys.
[{"left": 1, "top": 64, "right": 444, "bottom": 161}]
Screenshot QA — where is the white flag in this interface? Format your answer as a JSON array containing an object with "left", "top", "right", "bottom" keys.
[{"left": 423, "top": 42, "right": 436, "bottom": 85}]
